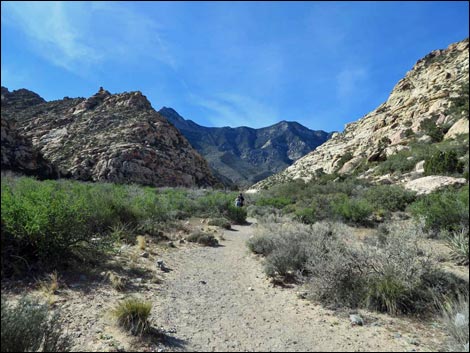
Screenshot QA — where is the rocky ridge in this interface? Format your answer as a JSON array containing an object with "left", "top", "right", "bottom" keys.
[
  {"left": 159, "top": 107, "right": 331, "bottom": 186},
  {"left": 1, "top": 87, "right": 218, "bottom": 187},
  {"left": 254, "top": 38, "right": 469, "bottom": 189}
]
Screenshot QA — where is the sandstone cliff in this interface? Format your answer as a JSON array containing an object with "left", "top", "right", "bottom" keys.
[
  {"left": 254, "top": 38, "right": 469, "bottom": 189},
  {"left": 1, "top": 87, "right": 218, "bottom": 187}
]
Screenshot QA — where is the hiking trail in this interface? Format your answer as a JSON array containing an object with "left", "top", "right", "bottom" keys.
[{"left": 153, "top": 218, "right": 437, "bottom": 352}]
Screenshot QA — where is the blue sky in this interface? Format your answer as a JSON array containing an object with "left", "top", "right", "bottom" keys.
[{"left": 1, "top": 1, "right": 469, "bottom": 132}]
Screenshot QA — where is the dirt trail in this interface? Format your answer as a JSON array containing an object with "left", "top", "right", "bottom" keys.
[{"left": 153, "top": 219, "right": 438, "bottom": 352}]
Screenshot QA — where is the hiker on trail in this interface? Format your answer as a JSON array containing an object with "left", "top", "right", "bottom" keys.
[{"left": 235, "top": 193, "right": 245, "bottom": 207}]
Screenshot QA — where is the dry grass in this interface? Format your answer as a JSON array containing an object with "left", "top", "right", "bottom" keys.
[
  {"left": 37, "top": 271, "right": 60, "bottom": 303},
  {"left": 112, "top": 298, "right": 152, "bottom": 335},
  {"left": 106, "top": 272, "right": 126, "bottom": 291},
  {"left": 439, "top": 293, "right": 469, "bottom": 351},
  {"left": 136, "top": 235, "right": 146, "bottom": 250}
]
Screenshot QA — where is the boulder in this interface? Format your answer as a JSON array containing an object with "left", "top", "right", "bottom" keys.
[
  {"left": 403, "top": 175, "right": 467, "bottom": 195},
  {"left": 444, "top": 118, "right": 469, "bottom": 140}
]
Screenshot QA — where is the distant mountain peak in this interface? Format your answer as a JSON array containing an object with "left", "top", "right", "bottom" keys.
[{"left": 159, "top": 108, "right": 331, "bottom": 186}]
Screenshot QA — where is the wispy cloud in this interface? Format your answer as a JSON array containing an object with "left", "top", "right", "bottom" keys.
[
  {"left": 2, "top": 2, "right": 101, "bottom": 71},
  {"left": 1, "top": 2, "right": 178, "bottom": 74},
  {"left": 194, "top": 92, "right": 279, "bottom": 128}
]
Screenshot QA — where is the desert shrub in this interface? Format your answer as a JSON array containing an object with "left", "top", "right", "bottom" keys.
[
  {"left": 1, "top": 296, "right": 71, "bottom": 352},
  {"left": 208, "top": 218, "right": 231, "bottom": 229},
  {"left": 112, "top": 298, "right": 152, "bottom": 335},
  {"left": 246, "top": 205, "right": 281, "bottom": 220},
  {"left": 403, "top": 128, "right": 415, "bottom": 138},
  {"left": 294, "top": 207, "right": 317, "bottom": 224},
  {"left": 1, "top": 178, "right": 101, "bottom": 270},
  {"left": 420, "top": 117, "right": 445, "bottom": 143},
  {"left": 251, "top": 222, "right": 347, "bottom": 279},
  {"left": 330, "top": 196, "right": 373, "bottom": 225},
  {"left": 363, "top": 222, "right": 432, "bottom": 315},
  {"left": 376, "top": 150, "right": 416, "bottom": 175},
  {"left": 446, "top": 82, "right": 469, "bottom": 120},
  {"left": 246, "top": 234, "right": 276, "bottom": 256},
  {"left": 364, "top": 185, "right": 416, "bottom": 213},
  {"left": 109, "top": 222, "right": 137, "bottom": 245},
  {"left": 438, "top": 293, "right": 469, "bottom": 352},
  {"left": 306, "top": 242, "right": 368, "bottom": 308},
  {"left": 189, "top": 191, "right": 235, "bottom": 217},
  {"left": 444, "top": 227, "right": 469, "bottom": 266},
  {"left": 366, "top": 273, "right": 410, "bottom": 315},
  {"left": 225, "top": 205, "right": 247, "bottom": 224},
  {"left": 186, "top": 231, "right": 219, "bottom": 247},
  {"left": 335, "top": 152, "right": 354, "bottom": 170},
  {"left": 424, "top": 150, "right": 465, "bottom": 176},
  {"left": 255, "top": 196, "right": 292, "bottom": 209},
  {"left": 408, "top": 186, "right": 469, "bottom": 234},
  {"left": 250, "top": 219, "right": 464, "bottom": 315}
]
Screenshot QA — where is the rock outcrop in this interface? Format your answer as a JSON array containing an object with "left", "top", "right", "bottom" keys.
[
  {"left": 159, "top": 107, "right": 331, "bottom": 187},
  {"left": 1, "top": 87, "right": 218, "bottom": 187},
  {"left": 254, "top": 38, "right": 469, "bottom": 189},
  {"left": 1, "top": 115, "right": 56, "bottom": 178},
  {"left": 403, "top": 175, "right": 467, "bottom": 195}
]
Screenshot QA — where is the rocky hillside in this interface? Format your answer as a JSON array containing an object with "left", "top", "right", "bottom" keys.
[
  {"left": 1, "top": 87, "right": 57, "bottom": 178},
  {"left": 254, "top": 38, "right": 469, "bottom": 189},
  {"left": 159, "top": 107, "right": 331, "bottom": 186},
  {"left": 1, "top": 87, "right": 218, "bottom": 187}
]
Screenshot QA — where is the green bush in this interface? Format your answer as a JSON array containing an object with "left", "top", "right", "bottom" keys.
[
  {"left": 1, "top": 296, "right": 71, "bottom": 352},
  {"left": 424, "top": 150, "right": 465, "bottom": 176},
  {"left": 294, "top": 207, "right": 317, "bottom": 224},
  {"left": 364, "top": 185, "right": 416, "bottom": 213},
  {"left": 0, "top": 175, "right": 241, "bottom": 274},
  {"left": 112, "top": 298, "right": 152, "bottom": 335},
  {"left": 366, "top": 273, "right": 410, "bottom": 315},
  {"left": 420, "top": 117, "right": 445, "bottom": 143},
  {"left": 255, "top": 196, "right": 292, "bottom": 209},
  {"left": 330, "top": 196, "right": 373, "bottom": 225},
  {"left": 408, "top": 186, "right": 469, "bottom": 233},
  {"left": 225, "top": 205, "right": 247, "bottom": 224},
  {"left": 186, "top": 231, "right": 219, "bottom": 247},
  {"left": 376, "top": 150, "right": 416, "bottom": 175}
]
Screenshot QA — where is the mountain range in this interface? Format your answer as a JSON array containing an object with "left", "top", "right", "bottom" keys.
[{"left": 159, "top": 107, "right": 331, "bottom": 186}]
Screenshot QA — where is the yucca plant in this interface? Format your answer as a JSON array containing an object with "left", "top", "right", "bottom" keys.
[
  {"left": 112, "top": 298, "right": 152, "bottom": 335},
  {"left": 445, "top": 227, "right": 469, "bottom": 266}
]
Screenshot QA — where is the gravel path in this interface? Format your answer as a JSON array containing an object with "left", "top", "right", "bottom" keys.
[{"left": 153, "top": 219, "right": 424, "bottom": 352}]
